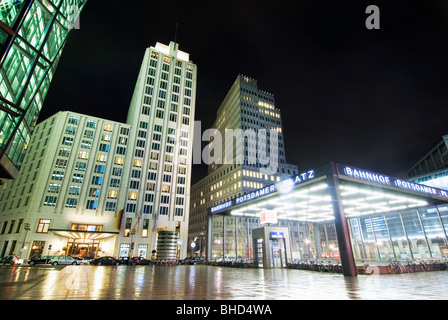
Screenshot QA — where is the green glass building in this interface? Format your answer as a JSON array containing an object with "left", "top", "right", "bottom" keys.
[{"left": 0, "top": 0, "right": 87, "bottom": 179}]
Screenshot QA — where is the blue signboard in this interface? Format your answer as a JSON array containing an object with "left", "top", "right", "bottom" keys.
[
  {"left": 270, "top": 232, "right": 285, "bottom": 239},
  {"left": 210, "top": 169, "right": 316, "bottom": 214},
  {"left": 339, "top": 165, "right": 448, "bottom": 199}
]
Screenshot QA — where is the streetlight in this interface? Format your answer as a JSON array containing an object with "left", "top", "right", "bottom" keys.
[
  {"left": 129, "top": 228, "right": 136, "bottom": 258},
  {"left": 20, "top": 223, "right": 31, "bottom": 258}
]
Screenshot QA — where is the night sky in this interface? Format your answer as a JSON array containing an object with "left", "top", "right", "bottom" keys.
[{"left": 40, "top": 0, "right": 448, "bottom": 183}]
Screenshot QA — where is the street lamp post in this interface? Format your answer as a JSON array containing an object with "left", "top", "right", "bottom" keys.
[
  {"left": 20, "top": 223, "right": 31, "bottom": 258},
  {"left": 129, "top": 228, "right": 136, "bottom": 259}
]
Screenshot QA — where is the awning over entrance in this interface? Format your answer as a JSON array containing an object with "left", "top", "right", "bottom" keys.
[
  {"left": 209, "top": 162, "right": 448, "bottom": 220},
  {"left": 49, "top": 229, "right": 119, "bottom": 240},
  {"left": 206, "top": 162, "right": 448, "bottom": 276}
]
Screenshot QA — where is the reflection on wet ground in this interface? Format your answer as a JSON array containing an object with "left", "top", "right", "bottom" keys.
[{"left": 0, "top": 264, "right": 447, "bottom": 300}]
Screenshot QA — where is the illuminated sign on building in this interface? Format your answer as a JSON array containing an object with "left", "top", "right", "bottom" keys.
[
  {"left": 210, "top": 170, "right": 316, "bottom": 214},
  {"left": 341, "top": 165, "right": 448, "bottom": 199},
  {"left": 260, "top": 210, "right": 278, "bottom": 225},
  {"left": 270, "top": 232, "right": 285, "bottom": 239},
  {"left": 210, "top": 201, "right": 232, "bottom": 213}
]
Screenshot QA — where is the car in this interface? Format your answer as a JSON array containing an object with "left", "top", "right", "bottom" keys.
[
  {"left": 28, "top": 256, "right": 54, "bottom": 265},
  {"left": 50, "top": 256, "right": 81, "bottom": 265},
  {"left": 117, "top": 257, "right": 130, "bottom": 265},
  {"left": 0, "top": 255, "right": 22, "bottom": 265},
  {"left": 128, "top": 257, "right": 151, "bottom": 266},
  {"left": 179, "top": 257, "right": 191, "bottom": 265},
  {"left": 190, "top": 257, "right": 205, "bottom": 265},
  {"left": 90, "top": 256, "right": 120, "bottom": 266},
  {"left": 70, "top": 256, "right": 90, "bottom": 264}
]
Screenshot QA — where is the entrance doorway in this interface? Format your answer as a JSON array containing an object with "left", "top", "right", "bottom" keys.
[
  {"left": 271, "top": 238, "right": 287, "bottom": 268},
  {"left": 67, "top": 239, "right": 100, "bottom": 259},
  {"left": 252, "top": 227, "right": 291, "bottom": 269}
]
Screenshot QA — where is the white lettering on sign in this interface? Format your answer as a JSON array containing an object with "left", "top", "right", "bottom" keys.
[
  {"left": 210, "top": 169, "right": 317, "bottom": 213},
  {"left": 343, "top": 165, "right": 448, "bottom": 199},
  {"left": 210, "top": 201, "right": 232, "bottom": 213},
  {"left": 344, "top": 166, "right": 391, "bottom": 185},
  {"left": 394, "top": 179, "right": 437, "bottom": 195}
]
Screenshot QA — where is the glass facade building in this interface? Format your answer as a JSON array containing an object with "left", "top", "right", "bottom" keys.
[
  {"left": 0, "top": 0, "right": 87, "bottom": 179},
  {"left": 208, "top": 163, "right": 448, "bottom": 276}
]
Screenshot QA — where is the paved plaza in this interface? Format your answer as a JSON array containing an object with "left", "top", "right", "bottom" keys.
[{"left": 0, "top": 264, "right": 447, "bottom": 300}]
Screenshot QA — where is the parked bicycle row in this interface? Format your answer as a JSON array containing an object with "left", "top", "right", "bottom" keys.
[
  {"left": 287, "top": 260, "right": 344, "bottom": 274},
  {"left": 286, "top": 258, "right": 448, "bottom": 275},
  {"left": 208, "top": 259, "right": 255, "bottom": 268},
  {"left": 386, "top": 259, "right": 448, "bottom": 274}
]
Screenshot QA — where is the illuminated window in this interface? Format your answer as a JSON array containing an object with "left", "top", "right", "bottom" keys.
[
  {"left": 162, "top": 185, "right": 170, "bottom": 193},
  {"left": 128, "top": 192, "right": 138, "bottom": 200},
  {"left": 36, "top": 219, "right": 51, "bottom": 233},
  {"left": 150, "top": 152, "right": 159, "bottom": 160},
  {"left": 78, "top": 151, "right": 89, "bottom": 160},
  {"left": 133, "top": 159, "right": 143, "bottom": 167},
  {"left": 142, "top": 220, "right": 149, "bottom": 237},
  {"left": 114, "top": 157, "right": 124, "bottom": 165},
  {"left": 44, "top": 196, "right": 57, "bottom": 206},
  {"left": 102, "top": 134, "right": 111, "bottom": 141},
  {"left": 103, "top": 124, "right": 113, "bottom": 132},
  {"left": 108, "top": 190, "right": 118, "bottom": 199},
  {"left": 97, "top": 154, "right": 107, "bottom": 162}
]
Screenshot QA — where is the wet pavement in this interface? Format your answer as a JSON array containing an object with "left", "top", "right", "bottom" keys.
[{"left": 0, "top": 264, "right": 447, "bottom": 300}]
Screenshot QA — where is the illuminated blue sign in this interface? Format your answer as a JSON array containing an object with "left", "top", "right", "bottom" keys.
[
  {"left": 210, "top": 170, "right": 316, "bottom": 214},
  {"left": 270, "top": 232, "right": 285, "bottom": 239},
  {"left": 341, "top": 165, "right": 448, "bottom": 199},
  {"left": 210, "top": 201, "right": 232, "bottom": 213}
]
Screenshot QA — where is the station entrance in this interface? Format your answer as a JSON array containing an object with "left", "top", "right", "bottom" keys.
[
  {"left": 252, "top": 227, "right": 291, "bottom": 269},
  {"left": 207, "top": 163, "right": 448, "bottom": 276}
]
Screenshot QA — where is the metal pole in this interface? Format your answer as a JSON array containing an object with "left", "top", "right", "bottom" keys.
[
  {"left": 383, "top": 214, "right": 397, "bottom": 261},
  {"left": 416, "top": 209, "right": 433, "bottom": 258},
  {"left": 434, "top": 205, "right": 448, "bottom": 247},
  {"left": 327, "top": 164, "right": 357, "bottom": 277},
  {"left": 399, "top": 211, "right": 414, "bottom": 260}
]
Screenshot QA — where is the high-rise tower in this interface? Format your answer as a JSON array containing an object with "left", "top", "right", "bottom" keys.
[
  {"left": 188, "top": 75, "right": 298, "bottom": 257},
  {"left": 0, "top": 0, "right": 87, "bottom": 179},
  {"left": 116, "top": 42, "right": 197, "bottom": 259},
  {"left": 0, "top": 41, "right": 197, "bottom": 261}
]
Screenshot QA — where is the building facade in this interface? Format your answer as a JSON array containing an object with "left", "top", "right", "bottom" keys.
[
  {"left": 408, "top": 134, "right": 448, "bottom": 191},
  {"left": 0, "top": 0, "right": 87, "bottom": 179},
  {"left": 0, "top": 42, "right": 197, "bottom": 260},
  {"left": 188, "top": 75, "right": 298, "bottom": 257},
  {"left": 117, "top": 42, "right": 196, "bottom": 260},
  {"left": 408, "top": 134, "right": 448, "bottom": 179}
]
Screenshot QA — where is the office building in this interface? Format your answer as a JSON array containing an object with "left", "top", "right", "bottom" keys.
[
  {"left": 408, "top": 134, "right": 448, "bottom": 191},
  {"left": 0, "top": 0, "right": 87, "bottom": 179},
  {"left": 188, "top": 75, "right": 298, "bottom": 257},
  {"left": 0, "top": 42, "right": 197, "bottom": 260},
  {"left": 117, "top": 42, "right": 196, "bottom": 259}
]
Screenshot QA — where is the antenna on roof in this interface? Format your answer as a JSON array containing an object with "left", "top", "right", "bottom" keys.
[{"left": 174, "top": 23, "right": 179, "bottom": 43}]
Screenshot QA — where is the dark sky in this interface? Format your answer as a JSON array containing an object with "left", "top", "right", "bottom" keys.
[{"left": 40, "top": 0, "right": 448, "bottom": 183}]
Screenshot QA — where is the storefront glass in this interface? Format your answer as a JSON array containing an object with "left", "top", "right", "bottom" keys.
[{"left": 208, "top": 169, "right": 448, "bottom": 267}]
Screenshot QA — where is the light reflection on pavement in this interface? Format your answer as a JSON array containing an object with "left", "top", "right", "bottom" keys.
[{"left": 0, "top": 264, "right": 447, "bottom": 300}]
